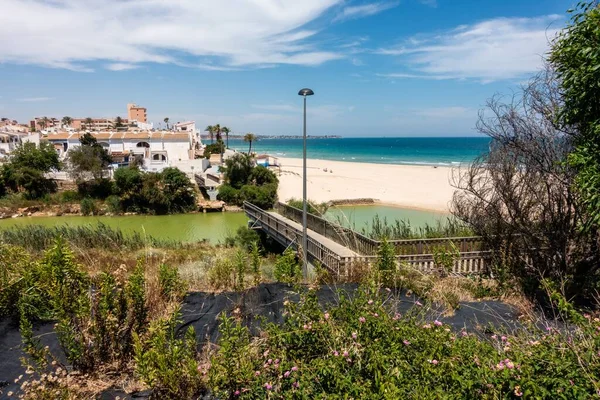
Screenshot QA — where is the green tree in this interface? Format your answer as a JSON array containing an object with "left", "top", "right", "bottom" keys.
[
  {"left": 249, "top": 165, "right": 278, "bottom": 186},
  {"left": 61, "top": 116, "right": 73, "bottom": 128},
  {"left": 38, "top": 117, "right": 49, "bottom": 131},
  {"left": 115, "top": 116, "right": 124, "bottom": 128},
  {"left": 84, "top": 117, "right": 93, "bottom": 130},
  {"left": 164, "top": 117, "right": 170, "bottom": 130},
  {"left": 160, "top": 167, "right": 197, "bottom": 213},
  {"left": 551, "top": 1, "right": 600, "bottom": 229},
  {"left": 1, "top": 142, "right": 61, "bottom": 199},
  {"left": 222, "top": 153, "right": 253, "bottom": 189},
  {"left": 67, "top": 133, "right": 112, "bottom": 181},
  {"left": 222, "top": 126, "right": 231, "bottom": 148},
  {"left": 243, "top": 133, "right": 257, "bottom": 154},
  {"left": 205, "top": 125, "right": 215, "bottom": 143}
]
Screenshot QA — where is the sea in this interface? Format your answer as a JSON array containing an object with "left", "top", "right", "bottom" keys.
[{"left": 225, "top": 137, "right": 490, "bottom": 166}]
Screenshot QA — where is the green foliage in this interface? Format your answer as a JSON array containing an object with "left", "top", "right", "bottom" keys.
[
  {"left": 80, "top": 197, "right": 98, "bottom": 216},
  {"left": 1, "top": 142, "right": 61, "bottom": 199},
  {"left": 159, "top": 263, "right": 185, "bottom": 300},
  {"left": 222, "top": 153, "right": 253, "bottom": 189},
  {"left": 127, "top": 261, "right": 148, "bottom": 333},
  {"left": 208, "top": 286, "right": 600, "bottom": 398},
  {"left": 234, "top": 249, "right": 247, "bottom": 290},
  {"left": 287, "top": 198, "right": 330, "bottom": 215},
  {"left": 77, "top": 178, "right": 114, "bottom": 199},
  {"left": 361, "top": 214, "right": 474, "bottom": 240},
  {"left": 273, "top": 247, "right": 302, "bottom": 284},
  {"left": 239, "top": 183, "right": 277, "bottom": 210},
  {"left": 551, "top": 1, "right": 600, "bottom": 228},
  {"left": 105, "top": 194, "right": 122, "bottom": 214},
  {"left": 59, "top": 190, "right": 80, "bottom": 203},
  {"left": 218, "top": 154, "right": 279, "bottom": 209},
  {"left": 113, "top": 166, "right": 197, "bottom": 214},
  {"left": 134, "top": 315, "right": 202, "bottom": 399},
  {"left": 208, "top": 258, "right": 234, "bottom": 290},
  {"left": 67, "top": 133, "right": 112, "bottom": 182},
  {"left": 432, "top": 241, "right": 460, "bottom": 276},
  {"left": 203, "top": 141, "right": 225, "bottom": 158},
  {"left": 250, "top": 241, "right": 262, "bottom": 286}
]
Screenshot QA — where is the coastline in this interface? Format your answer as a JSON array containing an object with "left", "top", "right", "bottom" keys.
[{"left": 276, "top": 157, "right": 460, "bottom": 213}]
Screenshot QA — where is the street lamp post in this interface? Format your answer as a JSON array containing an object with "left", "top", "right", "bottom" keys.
[{"left": 298, "top": 88, "right": 314, "bottom": 278}]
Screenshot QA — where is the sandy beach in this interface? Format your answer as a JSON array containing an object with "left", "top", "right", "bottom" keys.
[{"left": 277, "top": 157, "right": 458, "bottom": 212}]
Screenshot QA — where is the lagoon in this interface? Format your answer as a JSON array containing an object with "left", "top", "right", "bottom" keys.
[{"left": 0, "top": 206, "right": 449, "bottom": 243}]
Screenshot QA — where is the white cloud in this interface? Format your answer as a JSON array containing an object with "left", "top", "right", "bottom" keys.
[
  {"left": 17, "top": 97, "right": 53, "bottom": 102},
  {"left": 106, "top": 63, "right": 140, "bottom": 71},
  {"left": 0, "top": 0, "right": 344, "bottom": 71},
  {"left": 334, "top": 1, "right": 399, "bottom": 22},
  {"left": 377, "top": 15, "right": 562, "bottom": 81},
  {"left": 419, "top": 0, "right": 438, "bottom": 8}
]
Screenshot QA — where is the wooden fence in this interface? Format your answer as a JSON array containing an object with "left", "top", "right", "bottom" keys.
[{"left": 275, "top": 202, "right": 484, "bottom": 255}]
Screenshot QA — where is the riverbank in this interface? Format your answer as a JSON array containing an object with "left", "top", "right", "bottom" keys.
[{"left": 277, "top": 157, "right": 458, "bottom": 212}]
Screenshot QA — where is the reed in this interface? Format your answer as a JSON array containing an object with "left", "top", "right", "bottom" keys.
[{"left": 357, "top": 214, "right": 474, "bottom": 240}]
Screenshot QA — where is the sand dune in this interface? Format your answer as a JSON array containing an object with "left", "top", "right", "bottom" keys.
[{"left": 276, "top": 157, "right": 460, "bottom": 212}]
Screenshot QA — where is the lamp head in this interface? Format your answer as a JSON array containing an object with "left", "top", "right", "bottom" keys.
[{"left": 298, "top": 88, "right": 314, "bottom": 96}]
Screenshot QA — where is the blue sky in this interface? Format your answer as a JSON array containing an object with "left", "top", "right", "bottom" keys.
[{"left": 0, "top": 0, "right": 572, "bottom": 136}]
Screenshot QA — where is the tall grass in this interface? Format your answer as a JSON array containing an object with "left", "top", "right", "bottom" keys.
[
  {"left": 356, "top": 214, "right": 474, "bottom": 240},
  {"left": 0, "top": 222, "right": 179, "bottom": 251}
]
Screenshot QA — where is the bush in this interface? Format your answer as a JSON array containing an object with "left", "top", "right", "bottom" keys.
[
  {"left": 273, "top": 247, "right": 301, "bottom": 284},
  {"left": 208, "top": 258, "right": 234, "bottom": 290},
  {"left": 207, "top": 285, "right": 600, "bottom": 399},
  {"left": 240, "top": 183, "right": 277, "bottom": 210},
  {"left": 77, "top": 178, "right": 114, "bottom": 199},
  {"left": 249, "top": 165, "right": 278, "bottom": 186},
  {"left": 80, "top": 197, "right": 97, "bottom": 216},
  {"left": 287, "top": 198, "right": 330, "bottom": 215},
  {"left": 59, "top": 190, "right": 80, "bottom": 203},
  {"left": 105, "top": 194, "right": 122, "bottom": 214},
  {"left": 234, "top": 226, "right": 260, "bottom": 250},
  {"left": 217, "top": 184, "right": 239, "bottom": 205},
  {"left": 203, "top": 141, "right": 225, "bottom": 159}
]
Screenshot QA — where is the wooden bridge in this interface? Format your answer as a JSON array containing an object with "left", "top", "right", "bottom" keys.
[{"left": 244, "top": 201, "right": 491, "bottom": 278}]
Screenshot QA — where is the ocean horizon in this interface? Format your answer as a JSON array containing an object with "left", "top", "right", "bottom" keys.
[{"left": 225, "top": 137, "right": 490, "bottom": 166}]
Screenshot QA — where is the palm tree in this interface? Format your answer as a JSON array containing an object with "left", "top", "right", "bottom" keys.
[
  {"left": 222, "top": 126, "right": 231, "bottom": 148},
  {"left": 84, "top": 117, "right": 93, "bottom": 131},
  {"left": 244, "top": 133, "right": 257, "bottom": 154},
  {"left": 205, "top": 125, "right": 214, "bottom": 143},
  {"left": 164, "top": 117, "right": 170, "bottom": 130},
  {"left": 39, "top": 116, "right": 49, "bottom": 131},
  {"left": 115, "top": 116, "right": 124, "bottom": 128},
  {"left": 61, "top": 116, "right": 73, "bottom": 128},
  {"left": 213, "top": 124, "right": 222, "bottom": 142}
]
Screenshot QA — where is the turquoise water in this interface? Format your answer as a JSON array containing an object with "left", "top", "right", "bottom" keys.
[{"left": 226, "top": 137, "right": 489, "bottom": 166}]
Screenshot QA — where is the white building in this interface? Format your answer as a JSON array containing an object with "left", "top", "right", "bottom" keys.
[{"left": 43, "top": 130, "right": 197, "bottom": 172}]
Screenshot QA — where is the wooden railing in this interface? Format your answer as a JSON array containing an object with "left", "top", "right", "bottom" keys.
[
  {"left": 245, "top": 202, "right": 344, "bottom": 275},
  {"left": 275, "top": 202, "right": 484, "bottom": 255}
]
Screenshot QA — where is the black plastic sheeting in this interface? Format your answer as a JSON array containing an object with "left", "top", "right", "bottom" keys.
[{"left": 0, "top": 283, "right": 524, "bottom": 399}]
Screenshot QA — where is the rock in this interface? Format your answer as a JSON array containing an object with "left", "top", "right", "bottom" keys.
[{"left": 11, "top": 214, "right": 20, "bottom": 218}]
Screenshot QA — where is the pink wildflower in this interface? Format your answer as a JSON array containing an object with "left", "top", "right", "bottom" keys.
[
  {"left": 293, "top": 382, "right": 299, "bottom": 389},
  {"left": 263, "top": 350, "right": 269, "bottom": 357},
  {"left": 368, "top": 300, "right": 374, "bottom": 305},
  {"left": 423, "top": 324, "right": 432, "bottom": 329},
  {"left": 434, "top": 320, "right": 443, "bottom": 327},
  {"left": 359, "top": 317, "right": 366, "bottom": 323},
  {"left": 352, "top": 332, "right": 357, "bottom": 339},
  {"left": 501, "top": 336, "right": 507, "bottom": 342},
  {"left": 403, "top": 340, "right": 410, "bottom": 346},
  {"left": 291, "top": 366, "right": 298, "bottom": 372},
  {"left": 491, "top": 334, "right": 498, "bottom": 340},
  {"left": 268, "top": 359, "right": 273, "bottom": 364},
  {"left": 373, "top": 313, "right": 379, "bottom": 318},
  {"left": 274, "top": 359, "right": 280, "bottom": 365},
  {"left": 303, "top": 324, "right": 309, "bottom": 330},
  {"left": 284, "top": 371, "right": 291, "bottom": 378},
  {"left": 570, "top": 380, "right": 574, "bottom": 386},
  {"left": 514, "top": 386, "right": 523, "bottom": 397},
  {"left": 324, "top": 312, "right": 330, "bottom": 320},
  {"left": 430, "top": 359, "right": 438, "bottom": 365},
  {"left": 234, "top": 390, "right": 240, "bottom": 396},
  {"left": 333, "top": 351, "right": 339, "bottom": 357},
  {"left": 416, "top": 301, "right": 423, "bottom": 306},
  {"left": 264, "top": 383, "right": 273, "bottom": 390},
  {"left": 255, "top": 371, "right": 261, "bottom": 376},
  {"left": 461, "top": 331, "right": 468, "bottom": 337},
  {"left": 506, "top": 361, "right": 515, "bottom": 369},
  {"left": 343, "top": 351, "right": 349, "bottom": 357},
  {"left": 393, "top": 313, "right": 401, "bottom": 321}
]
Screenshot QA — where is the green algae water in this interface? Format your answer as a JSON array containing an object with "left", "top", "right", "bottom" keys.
[
  {"left": 324, "top": 205, "right": 449, "bottom": 232},
  {"left": 0, "top": 212, "right": 249, "bottom": 244},
  {"left": 0, "top": 206, "right": 448, "bottom": 243}
]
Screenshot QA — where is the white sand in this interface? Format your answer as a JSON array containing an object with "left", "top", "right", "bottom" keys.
[{"left": 276, "top": 157, "right": 458, "bottom": 212}]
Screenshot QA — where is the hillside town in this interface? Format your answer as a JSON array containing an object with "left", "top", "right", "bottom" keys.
[{"left": 0, "top": 104, "right": 276, "bottom": 205}]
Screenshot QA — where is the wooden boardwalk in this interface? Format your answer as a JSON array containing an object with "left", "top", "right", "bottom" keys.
[{"left": 244, "top": 201, "right": 491, "bottom": 277}]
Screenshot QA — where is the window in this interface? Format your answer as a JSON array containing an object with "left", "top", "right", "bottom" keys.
[
  {"left": 152, "top": 154, "right": 167, "bottom": 162},
  {"left": 136, "top": 141, "right": 150, "bottom": 148}
]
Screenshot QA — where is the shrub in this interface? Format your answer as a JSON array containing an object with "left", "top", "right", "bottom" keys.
[
  {"left": 273, "top": 247, "right": 301, "bottom": 284},
  {"left": 240, "top": 183, "right": 277, "bottom": 210},
  {"left": 287, "top": 198, "right": 330, "bottom": 215},
  {"left": 250, "top": 241, "right": 262, "bottom": 286},
  {"left": 105, "top": 194, "right": 122, "bottom": 214},
  {"left": 80, "top": 197, "right": 97, "bottom": 216},
  {"left": 217, "top": 184, "right": 239, "bottom": 205},
  {"left": 134, "top": 315, "right": 202, "bottom": 399},
  {"left": 59, "top": 190, "right": 80, "bottom": 203},
  {"left": 208, "top": 258, "right": 234, "bottom": 290},
  {"left": 249, "top": 165, "right": 278, "bottom": 186},
  {"left": 203, "top": 141, "right": 225, "bottom": 159},
  {"left": 77, "top": 178, "right": 114, "bottom": 199},
  {"left": 234, "top": 249, "right": 247, "bottom": 290},
  {"left": 159, "top": 263, "right": 184, "bottom": 300},
  {"left": 234, "top": 226, "right": 260, "bottom": 250}
]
